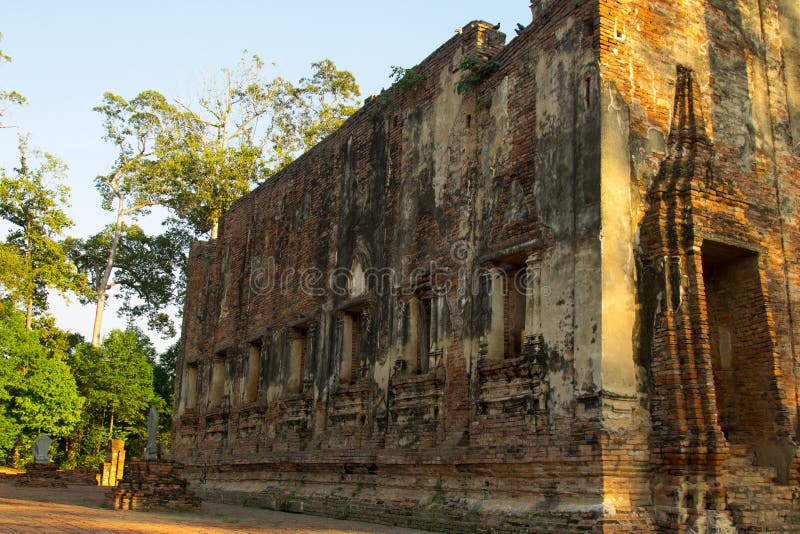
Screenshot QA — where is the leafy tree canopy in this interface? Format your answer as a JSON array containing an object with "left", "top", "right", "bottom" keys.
[
  {"left": 0, "top": 136, "right": 89, "bottom": 328},
  {"left": 68, "top": 224, "right": 191, "bottom": 338},
  {"left": 160, "top": 54, "right": 361, "bottom": 238},
  {"left": 62, "top": 328, "right": 172, "bottom": 469},
  {"left": 79, "top": 57, "right": 360, "bottom": 343},
  {"left": 0, "top": 301, "right": 83, "bottom": 466},
  {"left": 0, "top": 32, "right": 26, "bottom": 127},
  {"left": 153, "top": 341, "right": 177, "bottom": 406},
  {"left": 31, "top": 315, "right": 84, "bottom": 360},
  {"left": 93, "top": 90, "right": 174, "bottom": 215},
  {"left": 69, "top": 328, "right": 157, "bottom": 446},
  {"left": 82, "top": 90, "right": 180, "bottom": 346}
]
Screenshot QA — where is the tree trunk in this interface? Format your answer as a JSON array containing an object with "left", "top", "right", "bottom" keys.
[
  {"left": 91, "top": 192, "right": 126, "bottom": 347},
  {"left": 65, "top": 435, "right": 77, "bottom": 470},
  {"left": 25, "top": 296, "right": 33, "bottom": 330},
  {"left": 91, "top": 290, "right": 107, "bottom": 347},
  {"left": 11, "top": 435, "right": 22, "bottom": 469},
  {"left": 210, "top": 218, "right": 219, "bottom": 240},
  {"left": 25, "top": 235, "right": 33, "bottom": 330}
]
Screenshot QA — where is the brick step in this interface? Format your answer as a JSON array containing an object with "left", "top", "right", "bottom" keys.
[{"left": 722, "top": 447, "right": 800, "bottom": 533}]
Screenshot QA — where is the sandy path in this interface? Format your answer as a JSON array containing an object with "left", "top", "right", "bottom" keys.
[{"left": 0, "top": 482, "right": 433, "bottom": 533}]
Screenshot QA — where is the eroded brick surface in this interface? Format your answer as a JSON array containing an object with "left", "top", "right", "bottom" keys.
[
  {"left": 106, "top": 460, "right": 201, "bottom": 512},
  {"left": 171, "top": 1, "right": 800, "bottom": 531}
]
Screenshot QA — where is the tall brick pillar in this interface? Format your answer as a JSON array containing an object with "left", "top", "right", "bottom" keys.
[{"left": 99, "top": 439, "right": 125, "bottom": 487}]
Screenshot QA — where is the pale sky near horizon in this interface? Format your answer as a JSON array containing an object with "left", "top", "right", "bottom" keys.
[{"left": 0, "top": 1, "right": 534, "bottom": 351}]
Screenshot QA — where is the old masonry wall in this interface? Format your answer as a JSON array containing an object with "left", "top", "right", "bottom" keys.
[{"left": 172, "top": 0, "right": 800, "bottom": 531}]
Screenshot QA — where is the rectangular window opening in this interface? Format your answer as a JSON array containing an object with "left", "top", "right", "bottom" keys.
[
  {"left": 209, "top": 352, "right": 226, "bottom": 409},
  {"left": 343, "top": 311, "right": 363, "bottom": 383},
  {"left": 417, "top": 294, "right": 433, "bottom": 374},
  {"left": 702, "top": 240, "right": 777, "bottom": 448},
  {"left": 245, "top": 340, "right": 262, "bottom": 403},
  {"left": 288, "top": 327, "right": 308, "bottom": 394},
  {"left": 339, "top": 304, "right": 368, "bottom": 384},
  {"left": 504, "top": 267, "right": 527, "bottom": 359},
  {"left": 184, "top": 362, "right": 198, "bottom": 410}
]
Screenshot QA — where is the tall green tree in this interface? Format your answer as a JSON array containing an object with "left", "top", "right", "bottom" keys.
[
  {"left": 153, "top": 340, "right": 177, "bottom": 407},
  {"left": 290, "top": 58, "right": 361, "bottom": 153},
  {"left": 162, "top": 54, "right": 361, "bottom": 238},
  {"left": 0, "top": 242, "right": 26, "bottom": 301},
  {"left": 0, "top": 136, "right": 88, "bottom": 328},
  {"left": 0, "top": 32, "right": 26, "bottom": 128},
  {"left": 87, "top": 91, "right": 172, "bottom": 346},
  {"left": 31, "top": 315, "right": 84, "bottom": 361},
  {"left": 152, "top": 341, "right": 178, "bottom": 451},
  {"left": 68, "top": 328, "right": 157, "bottom": 466},
  {"left": 69, "top": 224, "right": 190, "bottom": 338},
  {"left": 0, "top": 301, "right": 84, "bottom": 467},
  {"left": 80, "top": 58, "right": 359, "bottom": 343}
]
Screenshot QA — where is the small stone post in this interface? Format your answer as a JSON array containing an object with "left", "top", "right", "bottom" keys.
[{"left": 143, "top": 404, "right": 158, "bottom": 460}]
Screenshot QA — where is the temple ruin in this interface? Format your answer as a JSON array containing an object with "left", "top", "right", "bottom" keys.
[{"left": 171, "top": 0, "right": 800, "bottom": 530}]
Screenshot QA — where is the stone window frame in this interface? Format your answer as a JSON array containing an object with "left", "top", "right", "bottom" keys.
[
  {"left": 243, "top": 336, "right": 265, "bottom": 404},
  {"left": 698, "top": 235, "right": 780, "bottom": 448},
  {"left": 335, "top": 295, "right": 373, "bottom": 385},
  {"left": 393, "top": 280, "right": 446, "bottom": 376},
  {"left": 414, "top": 287, "right": 435, "bottom": 375},
  {"left": 481, "top": 246, "right": 544, "bottom": 363},
  {"left": 504, "top": 265, "right": 529, "bottom": 360},
  {"left": 180, "top": 359, "right": 200, "bottom": 413},
  {"left": 286, "top": 317, "right": 316, "bottom": 396},
  {"left": 207, "top": 350, "right": 228, "bottom": 410}
]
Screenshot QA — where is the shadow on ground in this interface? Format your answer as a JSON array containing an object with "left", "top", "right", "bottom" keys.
[{"left": 0, "top": 481, "right": 435, "bottom": 533}]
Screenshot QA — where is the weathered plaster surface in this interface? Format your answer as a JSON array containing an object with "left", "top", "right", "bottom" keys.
[{"left": 172, "top": 2, "right": 800, "bottom": 531}]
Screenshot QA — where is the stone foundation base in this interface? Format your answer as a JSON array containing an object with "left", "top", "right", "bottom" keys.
[
  {"left": 15, "top": 464, "right": 99, "bottom": 487},
  {"left": 200, "top": 488, "right": 655, "bottom": 533},
  {"left": 105, "top": 460, "right": 201, "bottom": 511},
  {"left": 16, "top": 463, "right": 66, "bottom": 487},
  {"left": 59, "top": 468, "right": 99, "bottom": 485}
]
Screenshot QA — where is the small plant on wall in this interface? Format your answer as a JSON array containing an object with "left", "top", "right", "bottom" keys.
[
  {"left": 390, "top": 65, "right": 422, "bottom": 93},
  {"left": 455, "top": 55, "right": 502, "bottom": 94}
]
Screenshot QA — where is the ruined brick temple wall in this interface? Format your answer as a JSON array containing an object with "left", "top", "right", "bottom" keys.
[
  {"left": 172, "top": 0, "right": 800, "bottom": 531},
  {"left": 598, "top": 0, "right": 800, "bottom": 530}
]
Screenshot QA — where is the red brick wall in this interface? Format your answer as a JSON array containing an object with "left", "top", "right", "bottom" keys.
[
  {"left": 171, "top": 1, "right": 800, "bottom": 531},
  {"left": 602, "top": 0, "right": 800, "bottom": 530}
]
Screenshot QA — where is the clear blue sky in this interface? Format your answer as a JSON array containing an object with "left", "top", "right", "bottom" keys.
[{"left": 0, "top": 1, "right": 533, "bottom": 350}]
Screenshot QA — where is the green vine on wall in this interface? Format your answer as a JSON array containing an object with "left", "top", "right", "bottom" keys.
[
  {"left": 390, "top": 65, "right": 422, "bottom": 93},
  {"left": 455, "top": 55, "right": 502, "bottom": 94}
]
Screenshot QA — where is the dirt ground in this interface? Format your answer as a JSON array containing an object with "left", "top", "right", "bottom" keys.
[{"left": 0, "top": 481, "right": 433, "bottom": 533}]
